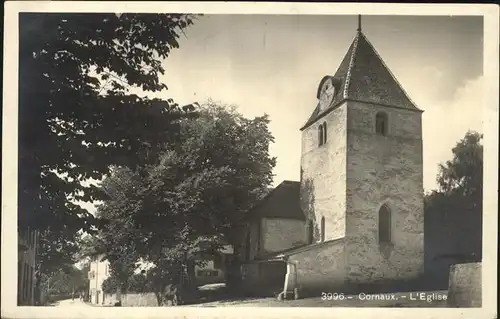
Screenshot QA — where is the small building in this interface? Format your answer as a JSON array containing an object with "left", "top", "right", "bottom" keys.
[
  {"left": 239, "top": 17, "right": 425, "bottom": 299},
  {"left": 239, "top": 180, "right": 307, "bottom": 295},
  {"left": 18, "top": 227, "right": 38, "bottom": 305},
  {"left": 192, "top": 245, "right": 234, "bottom": 286},
  {"left": 88, "top": 255, "right": 110, "bottom": 304}
]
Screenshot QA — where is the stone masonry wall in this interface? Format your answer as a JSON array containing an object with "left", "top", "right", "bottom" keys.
[
  {"left": 300, "top": 104, "right": 347, "bottom": 242},
  {"left": 345, "top": 101, "right": 424, "bottom": 284},
  {"left": 261, "top": 218, "right": 307, "bottom": 254},
  {"left": 447, "top": 262, "right": 482, "bottom": 307},
  {"left": 287, "top": 239, "right": 345, "bottom": 295},
  {"left": 104, "top": 293, "right": 158, "bottom": 306}
]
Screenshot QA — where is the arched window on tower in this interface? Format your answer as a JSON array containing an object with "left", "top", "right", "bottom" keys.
[
  {"left": 375, "top": 112, "right": 388, "bottom": 136},
  {"left": 320, "top": 216, "right": 326, "bottom": 242},
  {"left": 318, "top": 124, "right": 324, "bottom": 146},
  {"left": 378, "top": 204, "right": 392, "bottom": 244},
  {"left": 323, "top": 122, "right": 328, "bottom": 144}
]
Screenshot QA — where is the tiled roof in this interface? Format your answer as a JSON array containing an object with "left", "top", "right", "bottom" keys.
[
  {"left": 246, "top": 180, "right": 305, "bottom": 220},
  {"left": 301, "top": 30, "right": 421, "bottom": 130}
]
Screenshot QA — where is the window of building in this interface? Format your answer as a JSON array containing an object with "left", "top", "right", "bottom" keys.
[
  {"left": 375, "top": 112, "right": 388, "bottom": 136},
  {"left": 378, "top": 204, "right": 392, "bottom": 244},
  {"left": 323, "top": 122, "right": 327, "bottom": 144},
  {"left": 318, "top": 124, "right": 324, "bottom": 146},
  {"left": 320, "top": 216, "right": 326, "bottom": 242}
]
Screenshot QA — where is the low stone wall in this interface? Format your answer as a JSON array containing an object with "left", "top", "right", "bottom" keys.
[
  {"left": 286, "top": 239, "right": 345, "bottom": 297},
  {"left": 447, "top": 262, "right": 481, "bottom": 307},
  {"left": 104, "top": 292, "right": 158, "bottom": 307}
]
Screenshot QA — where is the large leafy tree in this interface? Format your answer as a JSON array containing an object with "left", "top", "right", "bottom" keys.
[
  {"left": 102, "top": 271, "right": 150, "bottom": 296},
  {"left": 176, "top": 102, "right": 276, "bottom": 244},
  {"left": 19, "top": 12, "right": 197, "bottom": 233},
  {"left": 425, "top": 131, "right": 483, "bottom": 262},
  {"left": 436, "top": 131, "right": 483, "bottom": 204},
  {"left": 18, "top": 13, "right": 198, "bottom": 296},
  {"left": 93, "top": 101, "right": 276, "bottom": 301},
  {"left": 34, "top": 229, "right": 80, "bottom": 301},
  {"left": 38, "top": 265, "right": 89, "bottom": 302}
]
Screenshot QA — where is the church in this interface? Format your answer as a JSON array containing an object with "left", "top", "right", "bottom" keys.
[{"left": 237, "top": 17, "right": 425, "bottom": 299}]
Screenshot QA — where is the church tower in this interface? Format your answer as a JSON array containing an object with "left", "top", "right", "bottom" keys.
[{"left": 300, "top": 16, "right": 424, "bottom": 284}]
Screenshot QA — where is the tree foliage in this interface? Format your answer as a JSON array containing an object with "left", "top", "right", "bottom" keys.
[
  {"left": 36, "top": 229, "right": 79, "bottom": 278},
  {"left": 436, "top": 131, "right": 483, "bottom": 204},
  {"left": 18, "top": 13, "right": 199, "bottom": 296},
  {"left": 425, "top": 131, "right": 483, "bottom": 261},
  {"left": 19, "top": 12, "right": 197, "bottom": 234},
  {"left": 102, "top": 272, "right": 149, "bottom": 294},
  {"left": 39, "top": 265, "right": 89, "bottom": 297},
  {"left": 92, "top": 101, "right": 276, "bottom": 297},
  {"left": 426, "top": 131, "right": 483, "bottom": 211}
]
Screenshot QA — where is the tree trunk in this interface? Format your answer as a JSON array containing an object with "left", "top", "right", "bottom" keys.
[
  {"left": 154, "top": 282, "right": 166, "bottom": 306},
  {"left": 116, "top": 286, "right": 122, "bottom": 304},
  {"left": 186, "top": 261, "right": 196, "bottom": 288},
  {"left": 154, "top": 290, "right": 163, "bottom": 306}
]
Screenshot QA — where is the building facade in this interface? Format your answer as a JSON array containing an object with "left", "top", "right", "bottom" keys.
[
  {"left": 192, "top": 245, "right": 234, "bottom": 286},
  {"left": 239, "top": 181, "right": 308, "bottom": 295},
  {"left": 88, "top": 255, "right": 110, "bottom": 304},
  {"left": 240, "top": 18, "right": 425, "bottom": 298},
  {"left": 241, "top": 181, "right": 306, "bottom": 261},
  {"left": 18, "top": 227, "right": 38, "bottom": 305}
]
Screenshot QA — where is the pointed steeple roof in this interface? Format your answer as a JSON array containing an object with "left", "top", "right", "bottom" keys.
[{"left": 301, "top": 25, "right": 421, "bottom": 130}]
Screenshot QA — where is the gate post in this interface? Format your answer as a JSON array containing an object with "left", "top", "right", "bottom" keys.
[{"left": 280, "top": 262, "right": 298, "bottom": 300}]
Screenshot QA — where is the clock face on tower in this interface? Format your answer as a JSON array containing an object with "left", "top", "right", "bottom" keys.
[{"left": 318, "top": 77, "right": 336, "bottom": 111}]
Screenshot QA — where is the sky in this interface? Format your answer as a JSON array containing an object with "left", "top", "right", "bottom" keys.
[{"left": 78, "top": 14, "right": 484, "bottom": 214}]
